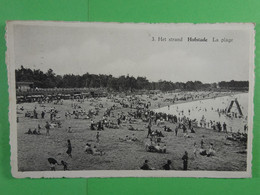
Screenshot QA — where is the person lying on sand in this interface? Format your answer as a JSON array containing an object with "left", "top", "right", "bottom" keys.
[
  {"left": 128, "top": 125, "right": 144, "bottom": 131},
  {"left": 32, "top": 128, "right": 40, "bottom": 135},
  {"left": 85, "top": 143, "right": 93, "bottom": 154},
  {"left": 119, "top": 135, "right": 128, "bottom": 141},
  {"left": 105, "top": 122, "right": 119, "bottom": 129},
  {"left": 92, "top": 146, "right": 104, "bottom": 156},
  {"left": 155, "top": 143, "right": 166, "bottom": 153},
  {"left": 119, "top": 135, "right": 133, "bottom": 142},
  {"left": 156, "top": 118, "right": 165, "bottom": 126},
  {"left": 128, "top": 125, "right": 135, "bottom": 131},
  {"left": 184, "top": 132, "right": 192, "bottom": 138},
  {"left": 146, "top": 142, "right": 166, "bottom": 153},
  {"left": 164, "top": 126, "right": 172, "bottom": 132},
  {"left": 49, "top": 122, "right": 58, "bottom": 129},
  {"left": 226, "top": 132, "right": 247, "bottom": 142}
]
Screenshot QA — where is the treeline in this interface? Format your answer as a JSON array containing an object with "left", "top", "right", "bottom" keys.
[
  {"left": 218, "top": 80, "right": 249, "bottom": 89},
  {"left": 15, "top": 66, "right": 248, "bottom": 91}
]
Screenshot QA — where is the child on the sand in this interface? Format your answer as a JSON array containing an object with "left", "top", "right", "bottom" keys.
[
  {"left": 67, "top": 126, "right": 72, "bottom": 133},
  {"left": 48, "top": 158, "right": 59, "bottom": 171},
  {"left": 61, "top": 160, "right": 68, "bottom": 171}
]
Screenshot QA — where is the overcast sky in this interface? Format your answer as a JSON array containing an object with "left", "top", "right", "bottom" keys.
[{"left": 13, "top": 22, "right": 251, "bottom": 83}]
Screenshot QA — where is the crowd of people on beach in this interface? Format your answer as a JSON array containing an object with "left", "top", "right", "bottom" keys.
[{"left": 17, "top": 90, "right": 248, "bottom": 171}]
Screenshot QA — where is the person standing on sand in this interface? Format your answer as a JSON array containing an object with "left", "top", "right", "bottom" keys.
[
  {"left": 67, "top": 126, "right": 72, "bottom": 133},
  {"left": 244, "top": 124, "right": 248, "bottom": 133},
  {"left": 45, "top": 121, "right": 50, "bottom": 136},
  {"left": 201, "top": 137, "right": 205, "bottom": 148},
  {"left": 147, "top": 124, "right": 152, "bottom": 138},
  {"left": 61, "top": 160, "right": 68, "bottom": 171},
  {"left": 50, "top": 112, "right": 53, "bottom": 121},
  {"left": 175, "top": 124, "right": 179, "bottom": 136},
  {"left": 66, "top": 140, "right": 72, "bottom": 158},
  {"left": 193, "top": 142, "right": 197, "bottom": 157},
  {"left": 182, "top": 124, "right": 187, "bottom": 133},
  {"left": 38, "top": 124, "right": 41, "bottom": 134},
  {"left": 90, "top": 119, "right": 95, "bottom": 130},
  {"left": 117, "top": 117, "right": 121, "bottom": 127},
  {"left": 188, "top": 120, "right": 192, "bottom": 129},
  {"left": 41, "top": 111, "right": 45, "bottom": 119},
  {"left": 182, "top": 151, "right": 188, "bottom": 170},
  {"left": 96, "top": 132, "right": 100, "bottom": 143},
  {"left": 223, "top": 122, "right": 227, "bottom": 133}
]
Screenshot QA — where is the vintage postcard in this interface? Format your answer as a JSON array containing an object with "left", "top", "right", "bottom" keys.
[{"left": 6, "top": 21, "right": 255, "bottom": 178}]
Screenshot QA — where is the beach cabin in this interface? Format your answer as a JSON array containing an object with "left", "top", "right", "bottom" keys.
[{"left": 16, "top": 81, "right": 34, "bottom": 92}]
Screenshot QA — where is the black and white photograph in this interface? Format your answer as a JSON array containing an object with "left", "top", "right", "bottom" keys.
[{"left": 6, "top": 21, "right": 254, "bottom": 178}]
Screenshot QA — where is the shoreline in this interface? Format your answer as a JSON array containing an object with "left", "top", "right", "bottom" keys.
[{"left": 150, "top": 91, "right": 247, "bottom": 110}]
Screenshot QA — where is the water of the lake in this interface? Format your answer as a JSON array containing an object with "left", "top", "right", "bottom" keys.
[{"left": 154, "top": 93, "right": 248, "bottom": 132}]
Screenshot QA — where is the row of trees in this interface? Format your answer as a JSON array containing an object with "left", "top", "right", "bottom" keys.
[
  {"left": 15, "top": 66, "right": 248, "bottom": 91},
  {"left": 218, "top": 80, "right": 249, "bottom": 89}
]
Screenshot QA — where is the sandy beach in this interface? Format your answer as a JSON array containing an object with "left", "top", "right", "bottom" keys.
[{"left": 16, "top": 91, "right": 247, "bottom": 171}]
